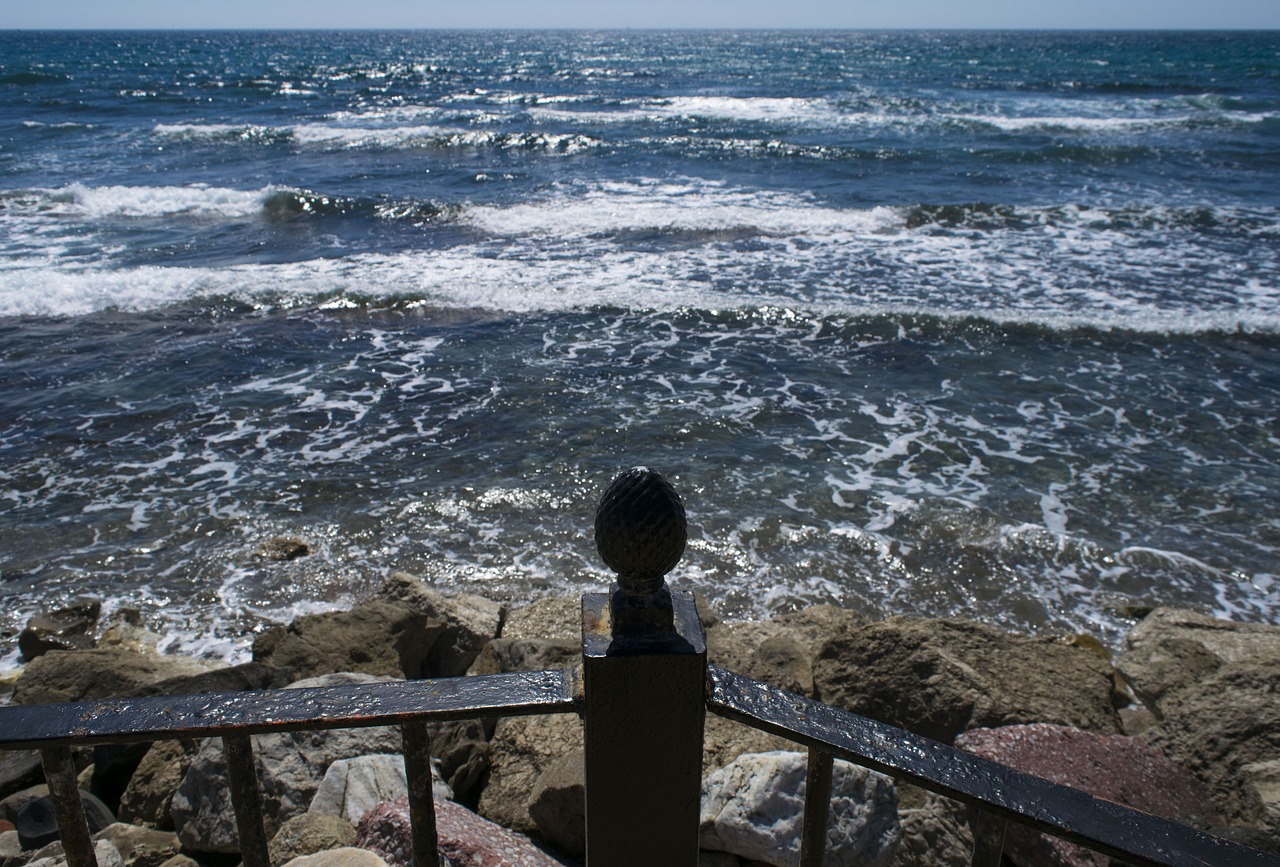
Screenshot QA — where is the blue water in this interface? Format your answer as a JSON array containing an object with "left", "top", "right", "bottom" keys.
[{"left": 2, "top": 30, "right": 1279, "bottom": 667}]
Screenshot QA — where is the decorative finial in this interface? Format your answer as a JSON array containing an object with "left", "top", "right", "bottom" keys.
[{"left": 595, "top": 466, "right": 687, "bottom": 595}]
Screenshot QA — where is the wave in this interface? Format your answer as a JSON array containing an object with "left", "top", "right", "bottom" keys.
[{"left": 153, "top": 121, "right": 601, "bottom": 153}]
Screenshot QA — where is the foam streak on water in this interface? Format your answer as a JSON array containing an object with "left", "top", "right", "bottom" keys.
[{"left": 1, "top": 30, "right": 1279, "bottom": 667}]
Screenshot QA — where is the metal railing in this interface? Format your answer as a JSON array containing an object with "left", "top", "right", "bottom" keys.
[{"left": 2, "top": 468, "right": 1277, "bottom": 867}]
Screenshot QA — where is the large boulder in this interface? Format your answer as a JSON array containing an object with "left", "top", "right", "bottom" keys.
[
  {"left": 19, "top": 598, "right": 101, "bottom": 661},
  {"left": 15, "top": 791, "right": 115, "bottom": 850},
  {"left": 0, "top": 752, "right": 43, "bottom": 803},
  {"left": 376, "top": 572, "right": 505, "bottom": 677},
  {"left": 812, "top": 617, "right": 1122, "bottom": 743},
  {"left": 268, "top": 813, "right": 357, "bottom": 867},
  {"left": 699, "top": 751, "right": 900, "bottom": 867},
  {"left": 1117, "top": 607, "right": 1280, "bottom": 714},
  {"left": 117, "top": 740, "right": 199, "bottom": 829},
  {"left": 170, "top": 673, "right": 403, "bottom": 854},
  {"left": 500, "top": 596, "right": 580, "bottom": 642},
  {"left": 357, "top": 795, "right": 570, "bottom": 867},
  {"left": 478, "top": 714, "right": 582, "bottom": 836},
  {"left": 890, "top": 793, "right": 973, "bottom": 867},
  {"left": 309, "top": 755, "right": 450, "bottom": 825},
  {"left": 1140, "top": 662, "right": 1280, "bottom": 836},
  {"left": 707, "top": 605, "right": 867, "bottom": 697},
  {"left": 252, "top": 600, "right": 445, "bottom": 681},
  {"left": 11, "top": 649, "right": 216, "bottom": 706},
  {"left": 466, "top": 637, "right": 578, "bottom": 677},
  {"left": 92, "top": 823, "right": 182, "bottom": 867},
  {"left": 420, "top": 720, "right": 489, "bottom": 808},
  {"left": 955, "top": 724, "right": 1219, "bottom": 867},
  {"left": 527, "top": 751, "right": 585, "bottom": 859}
]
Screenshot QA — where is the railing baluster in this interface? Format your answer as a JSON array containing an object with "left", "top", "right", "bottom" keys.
[
  {"left": 799, "top": 747, "right": 834, "bottom": 867},
  {"left": 970, "top": 809, "right": 1008, "bottom": 867},
  {"left": 39, "top": 747, "right": 97, "bottom": 867},
  {"left": 402, "top": 720, "right": 442, "bottom": 867},
  {"left": 223, "top": 734, "right": 270, "bottom": 867}
]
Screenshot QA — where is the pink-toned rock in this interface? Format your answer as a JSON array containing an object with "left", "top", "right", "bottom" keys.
[
  {"left": 356, "top": 795, "right": 570, "bottom": 867},
  {"left": 955, "top": 723, "right": 1218, "bottom": 867}
]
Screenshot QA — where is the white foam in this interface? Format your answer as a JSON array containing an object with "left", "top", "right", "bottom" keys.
[{"left": 9, "top": 183, "right": 275, "bottom": 220}]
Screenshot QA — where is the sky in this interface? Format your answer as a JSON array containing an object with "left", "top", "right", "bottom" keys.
[{"left": 3, "top": 0, "right": 1280, "bottom": 31}]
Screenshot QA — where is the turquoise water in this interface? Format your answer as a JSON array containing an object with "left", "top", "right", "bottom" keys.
[{"left": 2, "top": 31, "right": 1279, "bottom": 666}]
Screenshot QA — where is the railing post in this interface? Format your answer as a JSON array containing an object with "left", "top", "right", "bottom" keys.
[
  {"left": 40, "top": 748, "right": 98, "bottom": 867},
  {"left": 223, "top": 735, "right": 270, "bottom": 867},
  {"left": 582, "top": 467, "right": 707, "bottom": 867},
  {"left": 799, "top": 748, "right": 834, "bottom": 867}
]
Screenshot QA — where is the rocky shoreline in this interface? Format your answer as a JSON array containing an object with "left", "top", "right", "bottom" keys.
[{"left": 2, "top": 571, "right": 1278, "bottom": 867}]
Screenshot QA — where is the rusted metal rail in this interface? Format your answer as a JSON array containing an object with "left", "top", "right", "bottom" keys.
[{"left": 1, "top": 467, "right": 1277, "bottom": 867}]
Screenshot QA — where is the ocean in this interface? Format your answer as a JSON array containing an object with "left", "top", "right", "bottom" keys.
[{"left": 2, "top": 30, "right": 1278, "bottom": 671}]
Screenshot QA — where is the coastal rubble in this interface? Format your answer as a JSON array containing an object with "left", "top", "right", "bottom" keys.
[{"left": 3, "top": 574, "right": 1279, "bottom": 866}]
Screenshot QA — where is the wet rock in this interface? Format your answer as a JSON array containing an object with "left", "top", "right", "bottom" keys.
[
  {"left": 252, "top": 600, "right": 446, "bottom": 681},
  {"left": 309, "top": 754, "right": 450, "bottom": 825},
  {"left": 97, "top": 609, "right": 160, "bottom": 654},
  {"left": 378, "top": 572, "right": 505, "bottom": 677},
  {"left": 268, "top": 813, "right": 356, "bottom": 867},
  {"left": 357, "top": 795, "right": 571, "bottom": 867},
  {"left": 170, "top": 673, "right": 403, "bottom": 855},
  {"left": 699, "top": 751, "right": 900, "bottom": 867},
  {"left": 258, "top": 537, "right": 311, "bottom": 562},
  {"left": 527, "top": 751, "right": 585, "bottom": 858},
  {"left": 11, "top": 648, "right": 216, "bottom": 706},
  {"left": 19, "top": 598, "right": 101, "bottom": 661},
  {"left": 812, "top": 617, "right": 1122, "bottom": 744},
  {"left": 955, "top": 723, "right": 1219, "bottom": 867}
]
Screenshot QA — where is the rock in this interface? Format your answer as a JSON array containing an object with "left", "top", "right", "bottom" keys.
[
  {"left": 699, "top": 751, "right": 900, "bottom": 867},
  {"left": 258, "top": 537, "right": 311, "bottom": 562},
  {"left": 98, "top": 609, "right": 160, "bottom": 654},
  {"left": 0, "top": 830, "right": 22, "bottom": 867},
  {"left": 126, "top": 660, "right": 295, "bottom": 699},
  {"left": 478, "top": 714, "right": 582, "bottom": 836},
  {"left": 527, "top": 751, "right": 585, "bottom": 858},
  {"left": 357, "top": 795, "right": 571, "bottom": 867},
  {"left": 310, "top": 754, "right": 450, "bottom": 825},
  {"left": 92, "top": 823, "right": 181, "bottom": 867},
  {"left": 1141, "top": 662, "right": 1280, "bottom": 834},
  {"left": 707, "top": 606, "right": 866, "bottom": 699},
  {"left": 500, "top": 596, "right": 580, "bottom": 642},
  {"left": 25, "top": 839, "right": 123, "bottom": 867},
  {"left": 812, "top": 617, "right": 1122, "bottom": 744},
  {"left": 252, "top": 600, "right": 446, "bottom": 681},
  {"left": 701, "top": 714, "right": 795, "bottom": 775},
  {"left": 417, "top": 721, "right": 489, "bottom": 809},
  {"left": 118, "top": 739, "right": 199, "bottom": 829},
  {"left": 0, "top": 784, "right": 48, "bottom": 824},
  {"left": 155, "top": 856, "right": 199, "bottom": 867},
  {"left": 11, "top": 649, "right": 216, "bottom": 706},
  {"left": 16, "top": 790, "right": 115, "bottom": 850},
  {"left": 282, "top": 848, "right": 388, "bottom": 867},
  {"left": 955, "top": 724, "right": 1219, "bottom": 867},
  {"left": 1117, "top": 607, "right": 1280, "bottom": 714},
  {"left": 0, "top": 751, "right": 44, "bottom": 802},
  {"left": 268, "top": 813, "right": 357, "bottom": 867},
  {"left": 378, "top": 572, "right": 505, "bottom": 677},
  {"left": 170, "top": 673, "right": 404, "bottom": 855},
  {"left": 19, "top": 598, "right": 101, "bottom": 661},
  {"left": 467, "top": 638, "right": 578, "bottom": 677},
  {"left": 889, "top": 793, "right": 972, "bottom": 867}
]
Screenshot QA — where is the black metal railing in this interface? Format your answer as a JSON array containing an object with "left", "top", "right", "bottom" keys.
[{"left": 1, "top": 468, "right": 1277, "bottom": 867}]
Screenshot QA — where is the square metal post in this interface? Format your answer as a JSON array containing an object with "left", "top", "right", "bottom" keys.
[{"left": 582, "top": 589, "right": 707, "bottom": 867}]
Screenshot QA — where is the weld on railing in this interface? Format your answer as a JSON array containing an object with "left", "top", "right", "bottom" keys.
[{"left": 2, "top": 468, "right": 1278, "bottom": 867}]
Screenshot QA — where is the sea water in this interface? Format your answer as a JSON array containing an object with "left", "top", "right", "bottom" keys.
[{"left": 1, "top": 30, "right": 1278, "bottom": 669}]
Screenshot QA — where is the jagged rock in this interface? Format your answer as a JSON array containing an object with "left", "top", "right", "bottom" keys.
[
  {"left": 97, "top": 609, "right": 160, "bottom": 654},
  {"left": 955, "top": 724, "right": 1218, "bottom": 867},
  {"left": 252, "top": 600, "right": 446, "bottom": 681},
  {"left": 25, "top": 839, "right": 123, "bottom": 867},
  {"left": 812, "top": 617, "right": 1122, "bottom": 744},
  {"left": 19, "top": 598, "right": 101, "bottom": 661},
  {"left": 11, "top": 648, "right": 215, "bottom": 705},
  {"left": 699, "top": 751, "right": 900, "bottom": 867},
  {"left": 420, "top": 720, "right": 489, "bottom": 809},
  {"left": 707, "top": 606, "right": 869, "bottom": 698},
  {"left": 16, "top": 791, "right": 115, "bottom": 850},
  {"left": 467, "top": 637, "right": 578, "bottom": 676},
  {"left": 118, "top": 739, "right": 199, "bottom": 829},
  {"left": 170, "top": 673, "right": 403, "bottom": 855},
  {"left": 478, "top": 714, "right": 582, "bottom": 836},
  {"left": 357, "top": 795, "right": 570, "bottom": 867},
  {"left": 282, "top": 848, "right": 388, "bottom": 867},
  {"left": 1116, "top": 607, "right": 1280, "bottom": 714},
  {"left": 309, "top": 754, "right": 450, "bottom": 825},
  {"left": 258, "top": 537, "right": 311, "bottom": 562},
  {"left": 126, "top": 660, "right": 295, "bottom": 699},
  {"left": 268, "top": 813, "right": 356, "bottom": 867},
  {"left": 0, "top": 751, "right": 43, "bottom": 802},
  {"left": 527, "top": 751, "right": 585, "bottom": 858},
  {"left": 702, "top": 714, "right": 795, "bottom": 775},
  {"left": 377, "top": 572, "right": 505, "bottom": 677},
  {"left": 1141, "top": 662, "right": 1280, "bottom": 835},
  {"left": 500, "top": 596, "right": 580, "bottom": 642},
  {"left": 889, "top": 793, "right": 973, "bottom": 867},
  {"left": 92, "top": 823, "right": 181, "bottom": 867}
]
